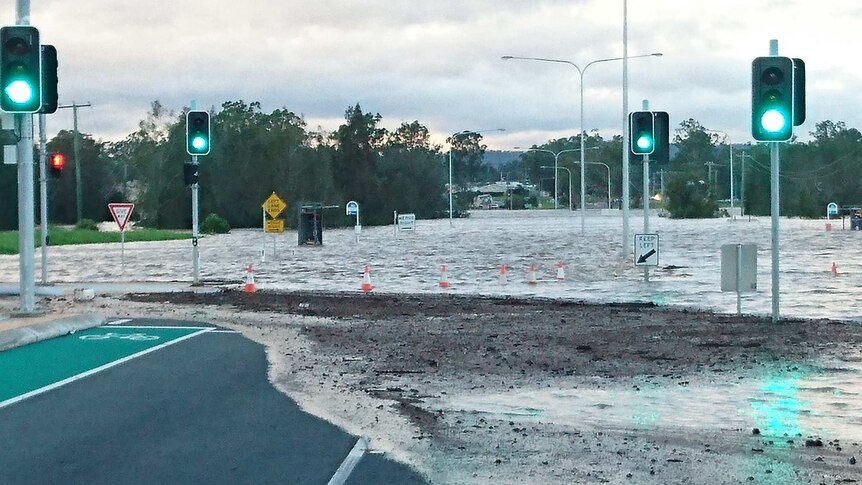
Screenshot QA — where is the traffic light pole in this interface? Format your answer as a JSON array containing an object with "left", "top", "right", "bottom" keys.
[
  {"left": 56, "top": 102, "right": 92, "bottom": 223},
  {"left": 38, "top": 113, "right": 48, "bottom": 285},
  {"left": 769, "top": 39, "right": 781, "bottom": 323},
  {"left": 192, "top": 155, "right": 200, "bottom": 285},
  {"left": 14, "top": 0, "right": 38, "bottom": 314},
  {"left": 641, "top": 100, "right": 650, "bottom": 283}
]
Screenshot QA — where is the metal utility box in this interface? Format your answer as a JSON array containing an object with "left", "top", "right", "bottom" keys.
[{"left": 298, "top": 203, "right": 323, "bottom": 246}]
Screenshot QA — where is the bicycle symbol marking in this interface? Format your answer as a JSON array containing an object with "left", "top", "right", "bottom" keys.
[{"left": 79, "top": 332, "right": 161, "bottom": 342}]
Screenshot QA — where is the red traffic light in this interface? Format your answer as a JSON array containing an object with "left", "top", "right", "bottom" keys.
[{"left": 49, "top": 152, "right": 66, "bottom": 178}]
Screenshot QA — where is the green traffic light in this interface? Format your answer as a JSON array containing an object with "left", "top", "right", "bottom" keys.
[
  {"left": 636, "top": 135, "right": 653, "bottom": 151},
  {"left": 4, "top": 78, "right": 33, "bottom": 104},
  {"left": 760, "top": 109, "right": 787, "bottom": 133},
  {"left": 191, "top": 136, "right": 207, "bottom": 151}
]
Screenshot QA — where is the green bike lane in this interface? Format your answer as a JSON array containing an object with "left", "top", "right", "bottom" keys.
[
  {"left": 0, "top": 320, "right": 428, "bottom": 484},
  {"left": 0, "top": 325, "right": 208, "bottom": 407}
]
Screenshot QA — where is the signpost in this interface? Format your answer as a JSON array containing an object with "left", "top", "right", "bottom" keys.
[
  {"left": 634, "top": 234, "right": 659, "bottom": 272},
  {"left": 261, "top": 192, "right": 287, "bottom": 259},
  {"left": 721, "top": 243, "right": 757, "bottom": 315},
  {"left": 346, "top": 200, "right": 360, "bottom": 239},
  {"left": 108, "top": 203, "right": 135, "bottom": 274}
]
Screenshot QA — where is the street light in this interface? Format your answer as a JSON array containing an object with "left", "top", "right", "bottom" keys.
[
  {"left": 543, "top": 161, "right": 611, "bottom": 209},
  {"left": 540, "top": 165, "right": 572, "bottom": 211},
  {"left": 518, "top": 147, "right": 583, "bottom": 210},
  {"left": 705, "top": 128, "right": 734, "bottom": 214},
  {"left": 519, "top": 146, "right": 599, "bottom": 211},
  {"left": 502, "top": 51, "right": 662, "bottom": 235},
  {"left": 448, "top": 128, "right": 505, "bottom": 226}
]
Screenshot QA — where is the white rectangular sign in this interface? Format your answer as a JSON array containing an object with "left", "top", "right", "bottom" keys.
[
  {"left": 397, "top": 213, "right": 416, "bottom": 231},
  {"left": 721, "top": 243, "right": 757, "bottom": 292},
  {"left": 634, "top": 234, "right": 659, "bottom": 266}
]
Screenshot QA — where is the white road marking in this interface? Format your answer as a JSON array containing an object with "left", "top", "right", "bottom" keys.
[
  {"left": 327, "top": 436, "right": 369, "bottom": 485},
  {"left": 104, "top": 325, "right": 214, "bottom": 330},
  {"left": 0, "top": 328, "right": 213, "bottom": 410},
  {"left": 106, "top": 319, "right": 132, "bottom": 325}
]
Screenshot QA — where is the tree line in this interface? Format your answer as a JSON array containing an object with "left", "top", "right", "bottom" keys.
[{"left": 0, "top": 100, "right": 860, "bottom": 230}]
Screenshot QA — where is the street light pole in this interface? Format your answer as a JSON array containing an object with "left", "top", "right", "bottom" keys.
[
  {"left": 520, "top": 147, "right": 596, "bottom": 212},
  {"left": 502, "top": 51, "right": 661, "bottom": 235},
  {"left": 541, "top": 165, "right": 572, "bottom": 211},
  {"left": 706, "top": 129, "right": 734, "bottom": 214},
  {"left": 448, "top": 128, "right": 505, "bottom": 226}
]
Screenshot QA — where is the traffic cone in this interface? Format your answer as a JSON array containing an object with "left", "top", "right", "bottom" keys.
[
  {"left": 499, "top": 264, "right": 508, "bottom": 284},
  {"left": 831, "top": 262, "right": 838, "bottom": 276},
  {"left": 244, "top": 264, "right": 257, "bottom": 293},
  {"left": 439, "top": 265, "right": 451, "bottom": 289},
  {"left": 555, "top": 261, "right": 566, "bottom": 281},
  {"left": 527, "top": 263, "right": 538, "bottom": 285},
  {"left": 361, "top": 265, "right": 374, "bottom": 292}
]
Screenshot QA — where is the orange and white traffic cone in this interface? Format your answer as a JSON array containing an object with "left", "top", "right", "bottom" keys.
[
  {"left": 831, "top": 262, "right": 838, "bottom": 277},
  {"left": 555, "top": 261, "right": 566, "bottom": 281},
  {"left": 439, "top": 265, "right": 451, "bottom": 289},
  {"left": 244, "top": 264, "right": 257, "bottom": 293},
  {"left": 527, "top": 263, "right": 538, "bottom": 285},
  {"left": 361, "top": 265, "right": 374, "bottom": 292},
  {"left": 499, "top": 264, "right": 508, "bottom": 284}
]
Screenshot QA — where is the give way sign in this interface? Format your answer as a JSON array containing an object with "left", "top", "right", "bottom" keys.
[{"left": 108, "top": 203, "right": 135, "bottom": 232}]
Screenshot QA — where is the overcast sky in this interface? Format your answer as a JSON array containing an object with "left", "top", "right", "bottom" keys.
[{"left": 3, "top": 0, "right": 861, "bottom": 150}]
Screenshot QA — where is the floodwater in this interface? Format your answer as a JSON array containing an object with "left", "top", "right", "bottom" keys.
[
  {"left": 2, "top": 209, "right": 862, "bottom": 445},
  {"left": 2, "top": 209, "right": 858, "bottom": 321},
  {"left": 431, "top": 355, "right": 862, "bottom": 442}
]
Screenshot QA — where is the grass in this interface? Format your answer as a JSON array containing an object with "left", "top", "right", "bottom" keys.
[{"left": 0, "top": 227, "right": 191, "bottom": 255}]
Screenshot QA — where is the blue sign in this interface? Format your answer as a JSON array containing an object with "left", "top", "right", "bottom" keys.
[{"left": 346, "top": 200, "right": 359, "bottom": 216}]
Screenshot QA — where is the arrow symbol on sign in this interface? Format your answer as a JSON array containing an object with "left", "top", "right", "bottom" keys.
[{"left": 637, "top": 249, "right": 656, "bottom": 264}]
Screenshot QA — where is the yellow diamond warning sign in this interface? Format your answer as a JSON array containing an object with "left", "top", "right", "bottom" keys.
[{"left": 262, "top": 192, "right": 287, "bottom": 219}]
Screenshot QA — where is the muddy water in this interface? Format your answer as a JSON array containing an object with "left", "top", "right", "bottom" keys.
[
  {"left": 431, "top": 354, "right": 862, "bottom": 442},
  {"left": 2, "top": 210, "right": 858, "bottom": 321}
]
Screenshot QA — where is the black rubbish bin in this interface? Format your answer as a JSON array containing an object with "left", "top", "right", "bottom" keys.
[{"left": 298, "top": 203, "right": 323, "bottom": 245}]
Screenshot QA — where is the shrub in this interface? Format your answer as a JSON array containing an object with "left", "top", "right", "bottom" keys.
[
  {"left": 201, "top": 213, "right": 230, "bottom": 234},
  {"left": 75, "top": 219, "right": 99, "bottom": 231}
]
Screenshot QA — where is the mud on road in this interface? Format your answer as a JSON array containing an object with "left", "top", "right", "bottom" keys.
[{"left": 127, "top": 290, "right": 862, "bottom": 484}]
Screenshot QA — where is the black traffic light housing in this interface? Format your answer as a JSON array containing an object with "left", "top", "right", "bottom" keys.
[
  {"left": 629, "top": 111, "right": 655, "bottom": 155},
  {"left": 183, "top": 162, "right": 199, "bottom": 186},
  {"left": 651, "top": 111, "right": 670, "bottom": 164},
  {"left": 186, "top": 110, "right": 210, "bottom": 155},
  {"left": 751, "top": 56, "right": 794, "bottom": 141},
  {"left": 40, "top": 44, "right": 57, "bottom": 114},
  {"left": 792, "top": 58, "right": 805, "bottom": 126},
  {"left": 0, "top": 26, "right": 41, "bottom": 113},
  {"left": 49, "top": 152, "right": 65, "bottom": 178}
]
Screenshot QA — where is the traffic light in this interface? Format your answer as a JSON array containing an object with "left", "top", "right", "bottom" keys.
[
  {"left": 183, "top": 162, "right": 199, "bottom": 186},
  {"left": 751, "top": 56, "right": 794, "bottom": 141},
  {"left": 0, "top": 26, "right": 41, "bottom": 113},
  {"left": 186, "top": 110, "right": 210, "bottom": 155},
  {"left": 48, "top": 152, "right": 65, "bottom": 178},
  {"left": 792, "top": 58, "right": 805, "bottom": 126},
  {"left": 40, "top": 44, "right": 57, "bottom": 114},
  {"left": 651, "top": 111, "right": 670, "bottom": 164},
  {"left": 629, "top": 111, "right": 655, "bottom": 155}
]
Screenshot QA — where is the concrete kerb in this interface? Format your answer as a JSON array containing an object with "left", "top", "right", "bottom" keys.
[{"left": 0, "top": 313, "right": 107, "bottom": 352}]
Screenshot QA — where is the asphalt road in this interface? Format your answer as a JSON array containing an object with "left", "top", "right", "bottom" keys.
[{"left": 0, "top": 318, "right": 427, "bottom": 485}]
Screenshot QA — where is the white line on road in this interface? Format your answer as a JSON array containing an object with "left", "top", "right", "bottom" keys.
[
  {"left": 106, "top": 319, "right": 133, "bottom": 325},
  {"left": 327, "top": 436, "right": 369, "bottom": 485},
  {"left": 0, "top": 328, "right": 213, "bottom": 410}
]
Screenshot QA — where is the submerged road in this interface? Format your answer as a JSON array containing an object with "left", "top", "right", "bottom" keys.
[{"left": 0, "top": 318, "right": 427, "bottom": 484}]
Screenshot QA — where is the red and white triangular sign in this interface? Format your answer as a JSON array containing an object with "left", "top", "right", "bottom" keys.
[{"left": 108, "top": 203, "right": 135, "bottom": 232}]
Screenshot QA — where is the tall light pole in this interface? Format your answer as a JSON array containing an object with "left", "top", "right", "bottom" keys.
[
  {"left": 448, "top": 128, "right": 505, "bottom": 226},
  {"left": 518, "top": 147, "right": 582, "bottom": 210},
  {"left": 540, "top": 165, "right": 572, "bottom": 211},
  {"left": 502, "top": 52, "right": 662, "bottom": 235},
  {"left": 545, "top": 161, "right": 611, "bottom": 210},
  {"left": 705, "top": 128, "right": 734, "bottom": 213}
]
